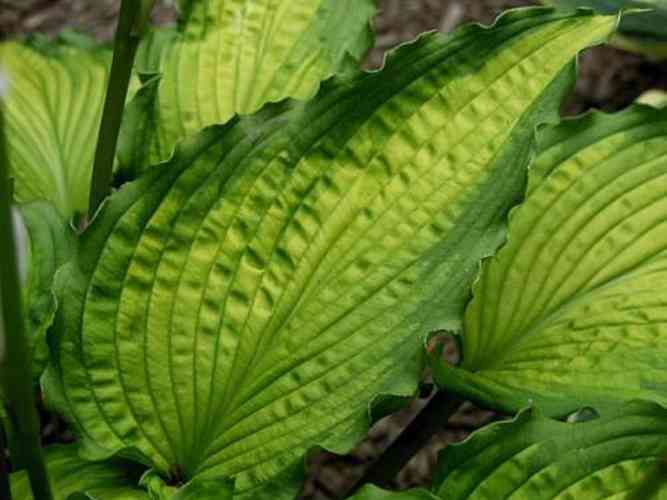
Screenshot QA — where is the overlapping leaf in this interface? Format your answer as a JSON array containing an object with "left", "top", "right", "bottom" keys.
[
  {"left": 122, "top": 0, "right": 376, "bottom": 170},
  {"left": 0, "top": 37, "right": 112, "bottom": 216},
  {"left": 355, "top": 401, "right": 667, "bottom": 499},
  {"left": 436, "top": 401, "right": 667, "bottom": 499},
  {"left": 434, "top": 104, "right": 667, "bottom": 416},
  {"left": 543, "top": 0, "right": 667, "bottom": 57},
  {"left": 10, "top": 445, "right": 147, "bottom": 500},
  {"left": 44, "top": 8, "right": 616, "bottom": 499}
]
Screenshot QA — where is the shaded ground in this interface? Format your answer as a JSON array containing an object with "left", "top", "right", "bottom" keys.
[{"left": 2, "top": 1, "right": 667, "bottom": 498}]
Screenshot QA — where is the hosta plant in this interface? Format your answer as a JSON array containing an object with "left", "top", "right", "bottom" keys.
[
  {"left": 355, "top": 93, "right": 667, "bottom": 500},
  {"left": 1, "top": 1, "right": 666, "bottom": 499}
]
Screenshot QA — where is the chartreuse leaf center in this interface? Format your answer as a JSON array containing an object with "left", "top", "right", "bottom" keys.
[
  {"left": 434, "top": 103, "right": 667, "bottom": 417},
  {"left": 44, "top": 8, "right": 616, "bottom": 499}
]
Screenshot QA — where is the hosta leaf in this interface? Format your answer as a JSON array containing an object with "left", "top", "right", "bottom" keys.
[
  {"left": 434, "top": 401, "right": 667, "bottom": 499},
  {"left": 10, "top": 445, "right": 147, "bottom": 499},
  {"left": 354, "top": 401, "right": 667, "bottom": 500},
  {"left": 434, "top": 104, "right": 667, "bottom": 416},
  {"left": 0, "top": 38, "right": 112, "bottom": 217},
  {"left": 19, "top": 202, "right": 75, "bottom": 380},
  {"left": 44, "top": 8, "right": 616, "bottom": 499},
  {"left": 543, "top": 0, "right": 667, "bottom": 57},
  {"left": 122, "top": 0, "right": 376, "bottom": 168}
]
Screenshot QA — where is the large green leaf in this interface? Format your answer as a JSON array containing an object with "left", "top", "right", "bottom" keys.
[
  {"left": 0, "top": 37, "right": 112, "bottom": 217},
  {"left": 355, "top": 401, "right": 667, "bottom": 500},
  {"left": 543, "top": 0, "right": 667, "bottom": 57},
  {"left": 10, "top": 445, "right": 147, "bottom": 500},
  {"left": 122, "top": 0, "right": 376, "bottom": 170},
  {"left": 434, "top": 104, "right": 667, "bottom": 416},
  {"left": 44, "top": 8, "right": 616, "bottom": 499}
]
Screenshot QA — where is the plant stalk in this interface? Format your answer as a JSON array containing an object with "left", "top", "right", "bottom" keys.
[
  {"left": 0, "top": 97, "right": 52, "bottom": 499},
  {"left": 88, "top": 0, "right": 156, "bottom": 219},
  {"left": 347, "top": 390, "right": 464, "bottom": 495}
]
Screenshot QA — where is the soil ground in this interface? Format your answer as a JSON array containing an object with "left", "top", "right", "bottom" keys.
[{"left": 1, "top": 1, "right": 667, "bottom": 498}]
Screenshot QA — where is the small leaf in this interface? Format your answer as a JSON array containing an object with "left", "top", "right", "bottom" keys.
[
  {"left": 433, "top": 401, "right": 667, "bottom": 499},
  {"left": 117, "top": 76, "right": 162, "bottom": 182},
  {"left": 44, "top": 8, "right": 616, "bottom": 499},
  {"left": 9, "top": 445, "right": 148, "bottom": 500},
  {"left": 434, "top": 105, "right": 667, "bottom": 416},
  {"left": 0, "top": 38, "right": 112, "bottom": 216}
]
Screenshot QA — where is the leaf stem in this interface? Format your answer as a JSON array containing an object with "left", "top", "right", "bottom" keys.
[
  {"left": 348, "top": 390, "right": 463, "bottom": 495},
  {"left": 0, "top": 92, "right": 52, "bottom": 500},
  {"left": 88, "top": 0, "right": 155, "bottom": 219}
]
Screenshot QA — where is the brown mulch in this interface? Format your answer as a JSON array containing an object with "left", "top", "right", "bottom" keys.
[{"left": 1, "top": 1, "right": 666, "bottom": 498}]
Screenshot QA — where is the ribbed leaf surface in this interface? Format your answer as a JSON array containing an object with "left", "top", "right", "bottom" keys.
[
  {"left": 0, "top": 39, "right": 111, "bottom": 216},
  {"left": 434, "top": 105, "right": 667, "bottom": 416},
  {"left": 434, "top": 401, "right": 667, "bottom": 499},
  {"left": 44, "top": 9, "right": 615, "bottom": 499},
  {"left": 354, "top": 401, "right": 667, "bottom": 499},
  {"left": 10, "top": 445, "right": 147, "bottom": 500},
  {"left": 128, "top": 0, "right": 376, "bottom": 166}
]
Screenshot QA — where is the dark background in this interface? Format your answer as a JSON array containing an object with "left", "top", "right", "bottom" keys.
[{"left": 1, "top": 1, "right": 666, "bottom": 498}]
